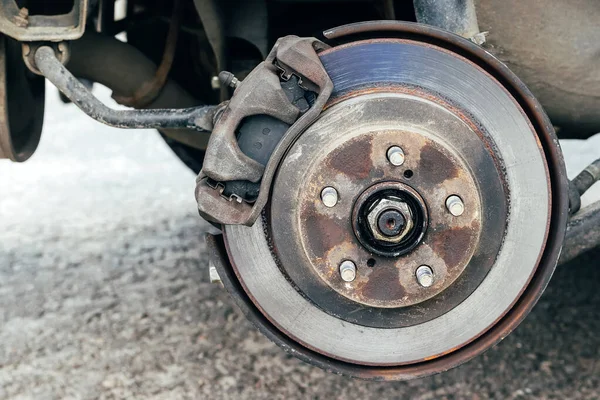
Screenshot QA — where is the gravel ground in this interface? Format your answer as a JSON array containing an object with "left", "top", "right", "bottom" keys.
[{"left": 0, "top": 86, "right": 599, "bottom": 399}]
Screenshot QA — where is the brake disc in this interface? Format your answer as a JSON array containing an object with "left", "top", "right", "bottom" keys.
[{"left": 211, "top": 22, "right": 567, "bottom": 379}]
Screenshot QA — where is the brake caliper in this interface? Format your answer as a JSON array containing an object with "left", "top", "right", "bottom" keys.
[{"left": 195, "top": 36, "right": 333, "bottom": 226}]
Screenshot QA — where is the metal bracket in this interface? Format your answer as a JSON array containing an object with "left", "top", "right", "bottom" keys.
[
  {"left": 0, "top": 0, "right": 88, "bottom": 42},
  {"left": 195, "top": 35, "right": 334, "bottom": 226}
]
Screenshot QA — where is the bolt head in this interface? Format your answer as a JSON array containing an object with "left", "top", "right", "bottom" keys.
[
  {"left": 446, "top": 195, "right": 465, "bottom": 216},
  {"left": 339, "top": 260, "right": 357, "bottom": 282},
  {"left": 387, "top": 146, "right": 405, "bottom": 166},
  {"left": 321, "top": 187, "right": 339, "bottom": 208},
  {"left": 416, "top": 265, "right": 434, "bottom": 287}
]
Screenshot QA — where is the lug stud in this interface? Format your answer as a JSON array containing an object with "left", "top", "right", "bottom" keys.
[
  {"left": 416, "top": 265, "right": 434, "bottom": 287},
  {"left": 339, "top": 260, "right": 357, "bottom": 282},
  {"left": 321, "top": 187, "right": 339, "bottom": 208},
  {"left": 387, "top": 146, "right": 405, "bottom": 166},
  {"left": 446, "top": 195, "right": 465, "bottom": 216}
]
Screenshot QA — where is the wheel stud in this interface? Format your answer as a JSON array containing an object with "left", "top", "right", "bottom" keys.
[
  {"left": 387, "top": 146, "right": 405, "bottom": 166},
  {"left": 321, "top": 187, "right": 339, "bottom": 208},
  {"left": 339, "top": 260, "right": 357, "bottom": 282},
  {"left": 416, "top": 265, "right": 434, "bottom": 287},
  {"left": 446, "top": 195, "right": 465, "bottom": 216}
]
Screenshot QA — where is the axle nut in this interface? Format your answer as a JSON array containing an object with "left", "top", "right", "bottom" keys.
[
  {"left": 377, "top": 209, "right": 406, "bottom": 237},
  {"left": 366, "top": 197, "right": 414, "bottom": 243}
]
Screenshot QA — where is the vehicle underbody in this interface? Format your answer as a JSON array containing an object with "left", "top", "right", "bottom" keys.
[{"left": 1, "top": 0, "right": 599, "bottom": 380}]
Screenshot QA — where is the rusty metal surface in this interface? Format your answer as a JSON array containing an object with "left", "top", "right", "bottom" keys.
[
  {"left": 22, "top": 41, "right": 70, "bottom": 76},
  {"left": 196, "top": 35, "right": 334, "bottom": 226},
  {"left": 225, "top": 38, "right": 551, "bottom": 365},
  {"left": 0, "top": 34, "right": 44, "bottom": 162},
  {"left": 220, "top": 22, "right": 567, "bottom": 377},
  {"left": 268, "top": 90, "right": 508, "bottom": 326},
  {"left": 323, "top": 21, "right": 569, "bottom": 264},
  {"left": 0, "top": 0, "right": 87, "bottom": 42}
]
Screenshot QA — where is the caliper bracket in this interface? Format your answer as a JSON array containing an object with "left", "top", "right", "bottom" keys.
[{"left": 196, "top": 35, "right": 333, "bottom": 226}]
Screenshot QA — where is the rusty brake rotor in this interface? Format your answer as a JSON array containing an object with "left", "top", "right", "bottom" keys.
[{"left": 209, "top": 21, "right": 568, "bottom": 380}]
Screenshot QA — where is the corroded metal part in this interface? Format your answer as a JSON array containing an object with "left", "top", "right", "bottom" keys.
[
  {"left": 219, "top": 22, "right": 568, "bottom": 380},
  {"left": 196, "top": 35, "right": 334, "bottom": 226},
  {"left": 269, "top": 93, "right": 494, "bottom": 311},
  {"left": 225, "top": 36, "right": 554, "bottom": 365},
  {"left": 269, "top": 88, "right": 507, "bottom": 327},
  {"left": 268, "top": 90, "right": 503, "bottom": 325},
  {"left": 0, "top": 0, "right": 87, "bottom": 42}
]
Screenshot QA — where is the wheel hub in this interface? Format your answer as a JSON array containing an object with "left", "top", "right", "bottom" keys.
[{"left": 268, "top": 90, "right": 497, "bottom": 315}]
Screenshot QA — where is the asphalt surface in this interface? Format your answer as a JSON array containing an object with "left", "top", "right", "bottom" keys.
[{"left": 0, "top": 86, "right": 599, "bottom": 399}]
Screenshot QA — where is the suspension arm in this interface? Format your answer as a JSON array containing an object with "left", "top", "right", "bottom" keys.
[{"left": 33, "top": 46, "right": 216, "bottom": 132}]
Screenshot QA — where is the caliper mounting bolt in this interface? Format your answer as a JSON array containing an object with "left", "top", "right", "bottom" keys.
[
  {"left": 446, "top": 195, "right": 465, "bottom": 216},
  {"left": 339, "top": 260, "right": 357, "bottom": 282},
  {"left": 416, "top": 265, "right": 434, "bottom": 287},
  {"left": 321, "top": 187, "right": 339, "bottom": 208},
  {"left": 387, "top": 146, "right": 405, "bottom": 166}
]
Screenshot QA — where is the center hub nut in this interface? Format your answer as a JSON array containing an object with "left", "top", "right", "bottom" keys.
[
  {"left": 368, "top": 197, "right": 414, "bottom": 241},
  {"left": 353, "top": 182, "right": 428, "bottom": 257}
]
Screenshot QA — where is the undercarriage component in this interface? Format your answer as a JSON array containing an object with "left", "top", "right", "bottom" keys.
[
  {"left": 476, "top": 0, "right": 600, "bottom": 137},
  {"left": 560, "top": 200, "right": 600, "bottom": 264},
  {"left": 0, "top": 0, "right": 88, "bottom": 42},
  {"left": 66, "top": 32, "right": 211, "bottom": 153},
  {"left": 112, "top": 0, "right": 182, "bottom": 109},
  {"left": 0, "top": 34, "right": 44, "bottom": 161},
  {"left": 205, "top": 21, "right": 568, "bottom": 380},
  {"left": 32, "top": 45, "right": 216, "bottom": 132},
  {"left": 413, "top": 0, "right": 485, "bottom": 44},
  {"left": 569, "top": 158, "right": 600, "bottom": 214}
]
